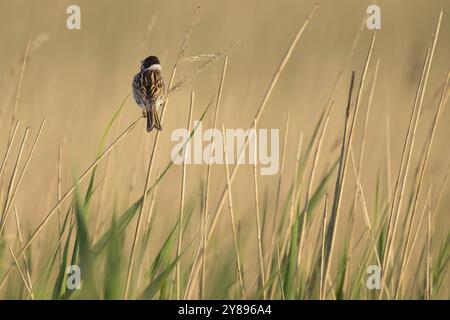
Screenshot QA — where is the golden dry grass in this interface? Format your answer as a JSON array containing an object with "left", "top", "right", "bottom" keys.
[{"left": 0, "top": 0, "right": 449, "bottom": 299}]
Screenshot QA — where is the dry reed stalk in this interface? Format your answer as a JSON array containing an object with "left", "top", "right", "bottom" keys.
[
  {"left": 0, "top": 121, "right": 20, "bottom": 182},
  {"left": 184, "top": 214, "right": 211, "bottom": 299},
  {"left": 201, "top": 56, "right": 228, "bottom": 297},
  {"left": 0, "top": 117, "right": 140, "bottom": 291},
  {"left": 127, "top": 134, "right": 145, "bottom": 205},
  {"left": 178, "top": 3, "right": 206, "bottom": 63},
  {"left": 1, "top": 128, "right": 29, "bottom": 229},
  {"left": 385, "top": 44, "right": 434, "bottom": 266},
  {"left": 345, "top": 58, "right": 381, "bottom": 278},
  {"left": 341, "top": 211, "right": 358, "bottom": 297},
  {"left": 124, "top": 3, "right": 208, "bottom": 298},
  {"left": 314, "top": 0, "right": 373, "bottom": 136},
  {"left": 277, "top": 6, "right": 371, "bottom": 289},
  {"left": 143, "top": 168, "right": 160, "bottom": 242},
  {"left": 93, "top": 157, "right": 113, "bottom": 243},
  {"left": 266, "top": 113, "right": 290, "bottom": 285},
  {"left": 276, "top": 244, "right": 286, "bottom": 299},
  {"left": 327, "top": 277, "right": 337, "bottom": 300},
  {"left": 349, "top": 147, "right": 382, "bottom": 267},
  {"left": 425, "top": 193, "right": 432, "bottom": 299},
  {"left": 385, "top": 114, "right": 392, "bottom": 203},
  {"left": 222, "top": 125, "right": 246, "bottom": 298},
  {"left": 13, "top": 207, "right": 33, "bottom": 299},
  {"left": 1, "top": 120, "right": 46, "bottom": 234},
  {"left": 381, "top": 46, "right": 428, "bottom": 279},
  {"left": 92, "top": 155, "right": 115, "bottom": 243},
  {"left": 292, "top": 14, "right": 378, "bottom": 294},
  {"left": 56, "top": 145, "right": 63, "bottom": 263},
  {"left": 207, "top": 3, "right": 320, "bottom": 241},
  {"left": 431, "top": 167, "right": 448, "bottom": 224},
  {"left": 139, "top": 15, "right": 158, "bottom": 57},
  {"left": 381, "top": 12, "right": 442, "bottom": 296},
  {"left": 297, "top": 101, "right": 335, "bottom": 269},
  {"left": 319, "top": 194, "right": 328, "bottom": 300},
  {"left": 302, "top": 195, "right": 331, "bottom": 298},
  {"left": 322, "top": 70, "right": 356, "bottom": 295},
  {"left": 401, "top": 186, "right": 432, "bottom": 285},
  {"left": 134, "top": 168, "right": 161, "bottom": 289},
  {"left": 186, "top": 3, "right": 320, "bottom": 296},
  {"left": 357, "top": 59, "right": 380, "bottom": 186},
  {"left": 252, "top": 120, "right": 266, "bottom": 299},
  {"left": 271, "top": 113, "right": 289, "bottom": 232},
  {"left": 395, "top": 70, "right": 449, "bottom": 297},
  {"left": 324, "top": 33, "right": 375, "bottom": 292},
  {"left": 175, "top": 91, "right": 195, "bottom": 299},
  {"left": 0, "top": 34, "right": 47, "bottom": 128},
  {"left": 8, "top": 246, "right": 33, "bottom": 299},
  {"left": 288, "top": 133, "right": 304, "bottom": 240},
  {"left": 296, "top": 12, "right": 374, "bottom": 266},
  {"left": 121, "top": 117, "right": 160, "bottom": 298},
  {"left": 275, "top": 132, "right": 305, "bottom": 270},
  {"left": 124, "top": 121, "right": 169, "bottom": 297},
  {"left": 92, "top": 91, "right": 135, "bottom": 242},
  {"left": 94, "top": 120, "right": 127, "bottom": 239},
  {"left": 328, "top": 228, "right": 367, "bottom": 299},
  {"left": 11, "top": 38, "right": 31, "bottom": 126},
  {"left": 386, "top": 54, "right": 438, "bottom": 266},
  {"left": 283, "top": 6, "right": 373, "bottom": 285},
  {"left": 20, "top": 205, "right": 68, "bottom": 291}
]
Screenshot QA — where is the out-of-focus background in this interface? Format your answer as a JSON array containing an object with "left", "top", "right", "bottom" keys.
[{"left": 0, "top": 0, "right": 449, "bottom": 299}]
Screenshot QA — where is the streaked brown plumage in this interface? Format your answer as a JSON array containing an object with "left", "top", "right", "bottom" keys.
[{"left": 132, "top": 56, "right": 165, "bottom": 132}]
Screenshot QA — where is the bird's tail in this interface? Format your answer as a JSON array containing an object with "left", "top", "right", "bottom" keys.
[{"left": 146, "top": 103, "right": 162, "bottom": 132}]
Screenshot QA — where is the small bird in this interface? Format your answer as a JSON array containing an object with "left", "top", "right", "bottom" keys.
[{"left": 132, "top": 55, "right": 165, "bottom": 132}]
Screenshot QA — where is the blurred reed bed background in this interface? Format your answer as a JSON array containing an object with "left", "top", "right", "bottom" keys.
[{"left": 0, "top": 0, "right": 449, "bottom": 299}]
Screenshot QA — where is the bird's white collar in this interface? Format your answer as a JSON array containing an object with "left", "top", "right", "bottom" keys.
[{"left": 144, "top": 64, "right": 161, "bottom": 71}]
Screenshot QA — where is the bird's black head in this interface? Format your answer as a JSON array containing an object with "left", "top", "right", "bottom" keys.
[{"left": 141, "top": 55, "right": 160, "bottom": 70}]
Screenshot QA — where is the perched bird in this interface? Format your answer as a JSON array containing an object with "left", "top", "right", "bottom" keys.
[{"left": 132, "top": 55, "right": 165, "bottom": 132}]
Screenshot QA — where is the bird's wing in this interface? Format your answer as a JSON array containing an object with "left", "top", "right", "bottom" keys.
[{"left": 132, "top": 73, "right": 145, "bottom": 107}]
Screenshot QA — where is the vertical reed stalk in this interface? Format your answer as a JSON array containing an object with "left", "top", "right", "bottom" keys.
[
  {"left": 298, "top": 101, "right": 334, "bottom": 269},
  {"left": 176, "top": 92, "right": 194, "bottom": 299},
  {"left": 187, "top": 3, "right": 320, "bottom": 293},
  {"left": 1, "top": 120, "right": 46, "bottom": 234},
  {"left": 207, "top": 3, "right": 320, "bottom": 242},
  {"left": 381, "top": 12, "right": 442, "bottom": 296},
  {"left": 320, "top": 194, "right": 328, "bottom": 300},
  {"left": 0, "top": 121, "right": 20, "bottom": 182},
  {"left": 252, "top": 121, "right": 266, "bottom": 299},
  {"left": 8, "top": 246, "right": 33, "bottom": 298},
  {"left": 1, "top": 128, "right": 29, "bottom": 226},
  {"left": 222, "top": 125, "right": 246, "bottom": 298},
  {"left": 201, "top": 56, "right": 228, "bottom": 297},
  {"left": 13, "top": 207, "right": 33, "bottom": 299},
  {"left": 395, "top": 70, "right": 449, "bottom": 297},
  {"left": 323, "top": 34, "right": 375, "bottom": 293}
]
